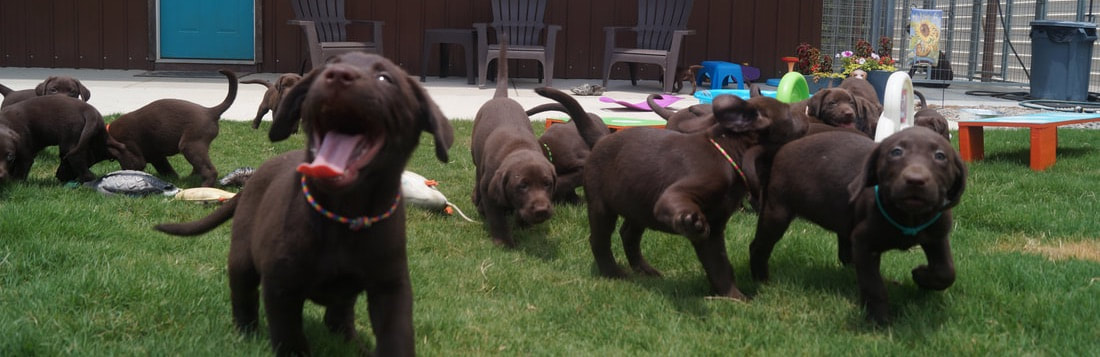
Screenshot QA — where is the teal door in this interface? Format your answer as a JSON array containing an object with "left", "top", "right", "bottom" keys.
[{"left": 160, "top": 0, "right": 254, "bottom": 61}]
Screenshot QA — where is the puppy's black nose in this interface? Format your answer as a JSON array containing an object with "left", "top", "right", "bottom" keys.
[{"left": 324, "top": 66, "right": 360, "bottom": 87}]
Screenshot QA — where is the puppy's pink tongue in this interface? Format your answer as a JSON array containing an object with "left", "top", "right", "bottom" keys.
[{"left": 297, "top": 132, "right": 363, "bottom": 179}]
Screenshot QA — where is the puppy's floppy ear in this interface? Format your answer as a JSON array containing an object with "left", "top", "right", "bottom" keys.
[
  {"left": 408, "top": 76, "right": 454, "bottom": 163},
  {"left": 942, "top": 151, "right": 968, "bottom": 209},
  {"left": 848, "top": 143, "right": 881, "bottom": 204},
  {"left": 710, "top": 95, "right": 770, "bottom": 136},
  {"left": 269, "top": 69, "right": 320, "bottom": 142},
  {"left": 76, "top": 79, "right": 91, "bottom": 101},
  {"left": 806, "top": 90, "right": 827, "bottom": 118},
  {"left": 35, "top": 77, "right": 56, "bottom": 96},
  {"left": 488, "top": 169, "right": 509, "bottom": 205}
]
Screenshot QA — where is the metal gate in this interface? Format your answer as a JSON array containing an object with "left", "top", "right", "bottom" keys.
[{"left": 821, "top": 0, "right": 1099, "bottom": 93}]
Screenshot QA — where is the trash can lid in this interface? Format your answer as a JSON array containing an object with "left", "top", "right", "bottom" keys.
[{"left": 1029, "top": 20, "right": 1098, "bottom": 28}]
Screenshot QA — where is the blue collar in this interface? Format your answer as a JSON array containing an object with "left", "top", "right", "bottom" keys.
[{"left": 874, "top": 185, "right": 942, "bottom": 236}]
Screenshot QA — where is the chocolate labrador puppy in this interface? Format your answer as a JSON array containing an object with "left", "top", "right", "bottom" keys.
[
  {"left": 790, "top": 87, "right": 858, "bottom": 129},
  {"left": 840, "top": 78, "right": 883, "bottom": 136},
  {"left": 575, "top": 93, "right": 804, "bottom": 300},
  {"left": 750, "top": 127, "right": 966, "bottom": 324},
  {"left": 0, "top": 125, "right": 16, "bottom": 182},
  {"left": 471, "top": 38, "right": 556, "bottom": 247},
  {"left": 241, "top": 73, "right": 302, "bottom": 129},
  {"left": 0, "top": 76, "right": 91, "bottom": 108},
  {"left": 659, "top": 85, "right": 775, "bottom": 134},
  {"left": 672, "top": 64, "right": 704, "bottom": 94},
  {"left": 525, "top": 100, "right": 610, "bottom": 204},
  {"left": 0, "top": 95, "right": 120, "bottom": 183},
  {"left": 107, "top": 70, "right": 237, "bottom": 187},
  {"left": 650, "top": 94, "right": 713, "bottom": 133},
  {"left": 915, "top": 107, "right": 951, "bottom": 140},
  {"left": 156, "top": 52, "right": 453, "bottom": 356}
]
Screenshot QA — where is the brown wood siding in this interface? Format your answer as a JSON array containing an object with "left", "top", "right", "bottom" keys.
[
  {"left": 0, "top": 0, "right": 150, "bottom": 69},
  {"left": 0, "top": 0, "right": 822, "bottom": 79}
]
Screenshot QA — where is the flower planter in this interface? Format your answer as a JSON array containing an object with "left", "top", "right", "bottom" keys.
[
  {"left": 804, "top": 76, "right": 842, "bottom": 94},
  {"left": 865, "top": 70, "right": 893, "bottom": 104}
]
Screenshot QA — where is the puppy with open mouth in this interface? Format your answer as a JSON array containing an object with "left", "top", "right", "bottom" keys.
[{"left": 156, "top": 52, "right": 453, "bottom": 356}]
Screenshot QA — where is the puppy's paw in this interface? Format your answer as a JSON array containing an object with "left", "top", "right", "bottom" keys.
[
  {"left": 864, "top": 303, "right": 892, "bottom": 326},
  {"left": 750, "top": 266, "right": 770, "bottom": 282},
  {"left": 912, "top": 265, "right": 955, "bottom": 291},
  {"left": 673, "top": 212, "right": 709, "bottom": 240},
  {"left": 597, "top": 263, "right": 629, "bottom": 279},
  {"left": 492, "top": 236, "right": 517, "bottom": 249},
  {"left": 631, "top": 263, "right": 663, "bottom": 277}
]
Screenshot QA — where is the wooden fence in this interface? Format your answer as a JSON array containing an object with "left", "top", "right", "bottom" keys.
[{"left": 0, "top": 0, "right": 823, "bottom": 80}]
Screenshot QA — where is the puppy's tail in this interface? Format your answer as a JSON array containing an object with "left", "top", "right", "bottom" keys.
[
  {"left": 67, "top": 104, "right": 105, "bottom": 162},
  {"left": 494, "top": 34, "right": 510, "bottom": 99},
  {"left": 525, "top": 103, "right": 567, "bottom": 117},
  {"left": 534, "top": 86, "right": 609, "bottom": 149},
  {"left": 0, "top": 83, "right": 12, "bottom": 96},
  {"left": 209, "top": 69, "right": 239, "bottom": 118},
  {"left": 647, "top": 94, "right": 677, "bottom": 119},
  {"left": 240, "top": 78, "right": 273, "bottom": 89},
  {"left": 154, "top": 196, "right": 238, "bottom": 236},
  {"left": 914, "top": 89, "right": 927, "bottom": 110}
]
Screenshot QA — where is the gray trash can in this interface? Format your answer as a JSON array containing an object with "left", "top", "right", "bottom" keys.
[{"left": 1029, "top": 20, "right": 1097, "bottom": 101}]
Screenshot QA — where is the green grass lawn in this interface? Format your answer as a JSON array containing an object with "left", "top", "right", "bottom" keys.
[{"left": 1, "top": 119, "right": 1098, "bottom": 355}]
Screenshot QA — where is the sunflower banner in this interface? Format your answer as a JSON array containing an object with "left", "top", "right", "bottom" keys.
[{"left": 908, "top": 8, "right": 943, "bottom": 66}]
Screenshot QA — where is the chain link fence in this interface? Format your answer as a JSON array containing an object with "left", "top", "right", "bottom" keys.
[{"left": 821, "top": 0, "right": 1099, "bottom": 94}]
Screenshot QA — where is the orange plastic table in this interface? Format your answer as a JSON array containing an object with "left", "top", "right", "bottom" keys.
[{"left": 957, "top": 112, "right": 1100, "bottom": 171}]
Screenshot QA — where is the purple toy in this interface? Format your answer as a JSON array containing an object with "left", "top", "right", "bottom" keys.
[{"left": 598, "top": 95, "right": 682, "bottom": 111}]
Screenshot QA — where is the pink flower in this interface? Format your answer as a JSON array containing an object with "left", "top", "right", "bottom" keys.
[{"left": 841, "top": 50, "right": 854, "bottom": 57}]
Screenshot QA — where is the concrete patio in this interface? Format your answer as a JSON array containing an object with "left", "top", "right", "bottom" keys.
[{"left": 0, "top": 67, "right": 1031, "bottom": 124}]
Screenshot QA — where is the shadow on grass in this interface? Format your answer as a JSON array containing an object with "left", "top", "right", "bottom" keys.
[
  {"left": 981, "top": 146, "right": 1094, "bottom": 165},
  {"left": 587, "top": 267, "right": 717, "bottom": 317},
  {"left": 509, "top": 221, "right": 563, "bottom": 262},
  {"left": 766, "top": 255, "right": 951, "bottom": 332}
]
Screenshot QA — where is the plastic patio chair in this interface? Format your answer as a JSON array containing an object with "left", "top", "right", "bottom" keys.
[
  {"left": 474, "top": 0, "right": 562, "bottom": 88},
  {"left": 288, "top": 0, "right": 384, "bottom": 71},
  {"left": 601, "top": 0, "right": 695, "bottom": 93}
]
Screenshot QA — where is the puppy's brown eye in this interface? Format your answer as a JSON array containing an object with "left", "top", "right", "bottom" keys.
[
  {"left": 889, "top": 148, "right": 903, "bottom": 157},
  {"left": 376, "top": 74, "right": 393, "bottom": 84},
  {"left": 48, "top": 88, "right": 58, "bottom": 94},
  {"left": 934, "top": 151, "right": 947, "bottom": 161}
]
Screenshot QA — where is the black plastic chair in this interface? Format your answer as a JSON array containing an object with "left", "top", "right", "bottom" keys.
[
  {"left": 601, "top": 0, "right": 695, "bottom": 93},
  {"left": 474, "top": 0, "right": 561, "bottom": 88},
  {"left": 288, "top": 0, "right": 384, "bottom": 71}
]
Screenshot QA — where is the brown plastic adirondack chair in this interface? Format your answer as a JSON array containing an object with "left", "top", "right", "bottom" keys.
[
  {"left": 474, "top": 0, "right": 561, "bottom": 88},
  {"left": 601, "top": 0, "right": 695, "bottom": 93},
  {"left": 288, "top": 0, "right": 384, "bottom": 71}
]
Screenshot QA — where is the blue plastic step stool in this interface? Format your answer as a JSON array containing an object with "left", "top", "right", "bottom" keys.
[{"left": 696, "top": 60, "right": 745, "bottom": 90}]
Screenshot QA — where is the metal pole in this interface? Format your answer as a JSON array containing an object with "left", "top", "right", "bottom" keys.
[
  {"left": 871, "top": 0, "right": 883, "bottom": 46},
  {"left": 967, "top": 0, "right": 983, "bottom": 80},
  {"left": 1001, "top": 0, "right": 1014, "bottom": 80},
  {"left": 1035, "top": 0, "right": 1047, "bottom": 20},
  {"left": 1078, "top": 0, "right": 1087, "bottom": 22},
  {"left": 901, "top": 0, "right": 911, "bottom": 66},
  {"left": 947, "top": 0, "right": 956, "bottom": 59},
  {"left": 885, "top": 0, "right": 898, "bottom": 45}
]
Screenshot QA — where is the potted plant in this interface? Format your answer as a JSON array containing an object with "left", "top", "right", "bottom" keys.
[
  {"left": 794, "top": 42, "right": 844, "bottom": 93},
  {"left": 837, "top": 37, "right": 898, "bottom": 101}
]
